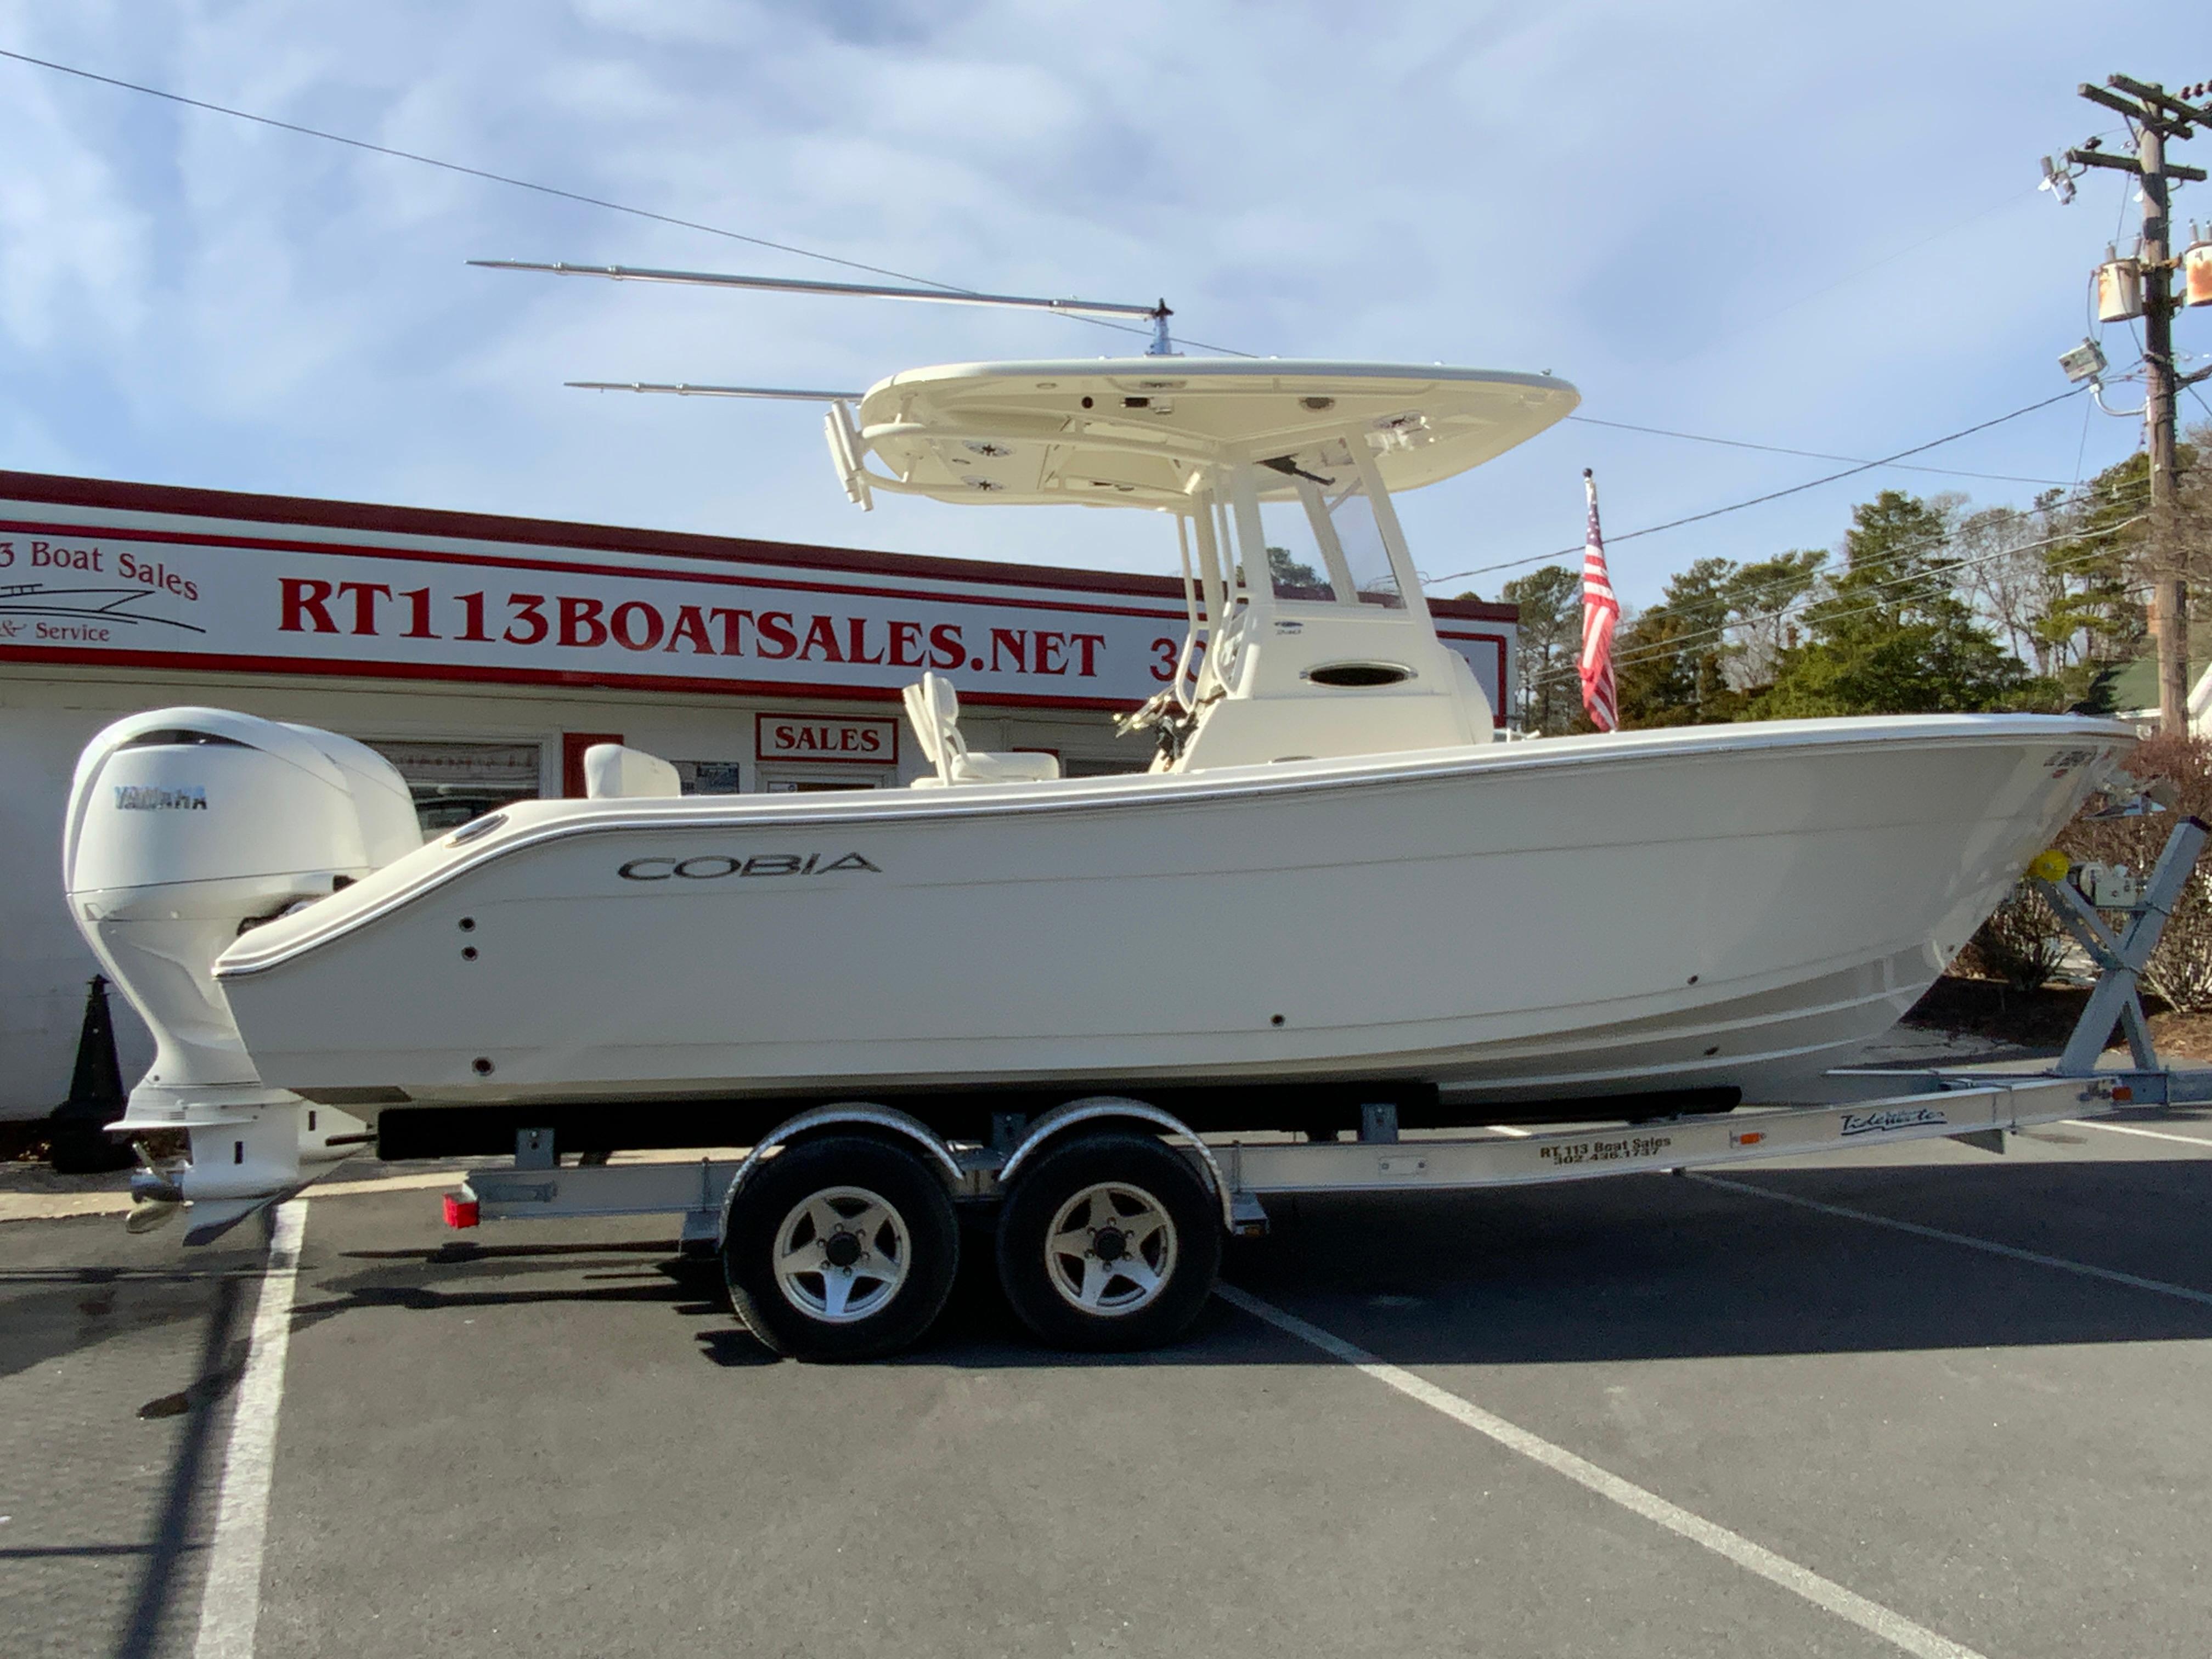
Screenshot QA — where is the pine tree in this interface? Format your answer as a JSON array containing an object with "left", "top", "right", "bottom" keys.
[
  {"left": 1265, "top": 545, "right": 1327, "bottom": 598},
  {"left": 1489, "top": 565, "right": 1584, "bottom": 733},
  {"left": 1616, "top": 557, "right": 1744, "bottom": 727},
  {"left": 1760, "top": 490, "right": 2036, "bottom": 716},
  {"left": 2032, "top": 456, "right": 2149, "bottom": 693}
]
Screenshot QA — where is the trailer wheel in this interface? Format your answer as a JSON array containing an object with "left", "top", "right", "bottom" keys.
[
  {"left": 995, "top": 1132, "right": 1221, "bottom": 1351},
  {"left": 723, "top": 1136, "right": 958, "bottom": 1362}
]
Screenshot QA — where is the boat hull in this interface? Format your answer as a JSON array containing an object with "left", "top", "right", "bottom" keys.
[{"left": 213, "top": 715, "right": 2131, "bottom": 1127}]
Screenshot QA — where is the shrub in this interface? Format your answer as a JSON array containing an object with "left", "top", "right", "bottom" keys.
[
  {"left": 2059, "top": 733, "right": 2212, "bottom": 1013},
  {"left": 1948, "top": 734, "right": 2212, "bottom": 1008},
  {"left": 1955, "top": 883, "right": 2068, "bottom": 990}
]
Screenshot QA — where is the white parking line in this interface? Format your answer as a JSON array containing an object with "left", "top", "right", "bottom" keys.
[
  {"left": 1216, "top": 1284, "right": 1987, "bottom": 1659},
  {"left": 194, "top": 1200, "right": 307, "bottom": 1659},
  {"left": 1221, "top": 1291, "right": 1999, "bottom": 1654},
  {"left": 2073, "top": 1118, "right": 2212, "bottom": 1149},
  {"left": 1691, "top": 1174, "right": 2212, "bottom": 1308}
]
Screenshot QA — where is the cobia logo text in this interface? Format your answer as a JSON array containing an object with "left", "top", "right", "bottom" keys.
[{"left": 617, "top": 851, "right": 882, "bottom": 881}]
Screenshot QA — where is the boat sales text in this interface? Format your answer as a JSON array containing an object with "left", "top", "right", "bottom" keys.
[{"left": 278, "top": 578, "right": 1150, "bottom": 679}]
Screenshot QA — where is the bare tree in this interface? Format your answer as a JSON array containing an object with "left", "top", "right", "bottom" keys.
[
  {"left": 1953, "top": 504, "right": 2051, "bottom": 671},
  {"left": 1720, "top": 550, "right": 1826, "bottom": 691}
]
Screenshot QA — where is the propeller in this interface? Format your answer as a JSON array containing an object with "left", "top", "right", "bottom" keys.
[{"left": 125, "top": 1140, "right": 186, "bottom": 1235}]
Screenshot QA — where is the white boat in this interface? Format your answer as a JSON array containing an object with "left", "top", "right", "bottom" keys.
[{"left": 65, "top": 358, "right": 2134, "bottom": 1217}]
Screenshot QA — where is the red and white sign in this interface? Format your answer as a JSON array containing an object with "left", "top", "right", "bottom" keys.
[
  {"left": 756, "top": 712, "right": 899, "bottom": 765},
  {"left": 0, "top": 479, "right": 1514, "bottom": 721},
  {"left": 0, "top": 517, "right": 1186, "bottom": 710}
]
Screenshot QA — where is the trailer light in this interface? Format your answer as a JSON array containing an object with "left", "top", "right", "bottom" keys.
[
  {"left": 1731, "top": 1130, "right": 1765, "bottom": 1147},
  {"left": 443, "top": 1194, "right": 480, "bottom": 1229},
  {"left": 2111, "top": 1085, "right": 2133, "bottom": 1104}
]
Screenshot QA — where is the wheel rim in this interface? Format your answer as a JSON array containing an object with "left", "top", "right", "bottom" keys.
[
  {"left": 772, "top": 1185, "right": 912, "bottom": 1323},
  {"left": 1043, "top": 1182, "right": 1178, "bottom": 1318}
]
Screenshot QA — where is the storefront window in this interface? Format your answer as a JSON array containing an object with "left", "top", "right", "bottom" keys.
[
  {"left": 366, "top": 740, "right": 543, "bottom": 833},
  {"left": 675, "top": 760, "right": 746, "bottom": 795},
  {"left": 757, "top": 757, "right": 891, "bottom": 793}
]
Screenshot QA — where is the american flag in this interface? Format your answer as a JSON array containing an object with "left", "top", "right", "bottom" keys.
[{"left": 1579, "top": 468, "right": 1620, "bottom": 732}]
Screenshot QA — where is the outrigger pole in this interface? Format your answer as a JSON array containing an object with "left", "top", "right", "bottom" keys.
[
  {"left": 471, "top": 259, "right": 1177, "bottom": 355},
  {"left": 565, "top": 381, "right": 862, "bottom": 401}
]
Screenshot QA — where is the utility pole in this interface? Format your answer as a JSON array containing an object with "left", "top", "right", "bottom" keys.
[{"left": 2067, "top": 76, "right": 2212, "bottom": 734}]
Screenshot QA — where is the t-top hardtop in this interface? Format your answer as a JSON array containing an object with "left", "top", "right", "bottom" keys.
[{"left": 845, "top": 358, "right": 1582, "bottom": 509}]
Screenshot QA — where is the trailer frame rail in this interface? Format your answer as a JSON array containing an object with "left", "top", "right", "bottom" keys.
[{"left": 447, "top": 1067, "right": 2138, "bottom": 1245}]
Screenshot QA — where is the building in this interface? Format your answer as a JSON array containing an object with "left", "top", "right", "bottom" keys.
[
  {"left": 1, "top": 470, "right": 1518, "bottom": 1120},
  {"left": 2085, "top": 654, "right": 2212, "bottom": 733}
]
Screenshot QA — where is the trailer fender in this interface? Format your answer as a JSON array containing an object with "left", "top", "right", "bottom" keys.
[
  {"left": 997, "top": 1097, "right": 1235, "bottom": 1232},
  {"left": 718, "top": 1102, "right": 964, "bottom": 1244}
]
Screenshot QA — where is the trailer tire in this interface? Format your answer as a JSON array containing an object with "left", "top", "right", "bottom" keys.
[
  {"left": 723, "top": 1136, "right": 958, "bottom": 1362},
  {"left": 996, "top": 1132, "right": 1221, "bottom": 1352}
]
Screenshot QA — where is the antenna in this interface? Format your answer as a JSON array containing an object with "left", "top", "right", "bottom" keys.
[
  {"left": 563, "top": 379, "right": 881, "bottom": 509},
  {"left": 473, "top": 260, "right": 1178, "bottom": 354}
]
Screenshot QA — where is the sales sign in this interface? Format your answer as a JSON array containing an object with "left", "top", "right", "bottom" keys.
[{"left": 757, "top": 713, "right": 900, "bottom": 764}]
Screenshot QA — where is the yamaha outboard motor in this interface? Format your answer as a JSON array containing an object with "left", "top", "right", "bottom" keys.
[{"left": 63, "top": 708, "right": 421, "bottom": 1238}]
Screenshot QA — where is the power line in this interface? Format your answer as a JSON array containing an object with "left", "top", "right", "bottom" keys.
[
  {"left": 1595, "top": 493, "right": 2150, "bottom": 679},
  {"left": 1430, "top": 387, "right": 2090, "bottom": 591},
  {"left": 2062, "top": 74, "right": 2212, "bottom": 736},
  {"left": 0, "top": 49, "right": 945, "bottom": 283},
  {"left": 0, "top": 44, "right": 2130, "bottom": 578},
  {"left": 1521, "top": 501, "right": 2151, "bottom": 695},
  {"left": 2070, "top": 384, "right": 2096, "bottom": 486},
  {"left": 0, "top": 46, "right": 1254, "bottom": 358},
  {"left": 1519, "top": 481, "right": 2149, "bottom": 689},
  {"left": 1564, "top": 415, "right": 2079, "bottom": 487},
  {"left": 1524, "top": 531, "right": 2140, "bottom": 699}
]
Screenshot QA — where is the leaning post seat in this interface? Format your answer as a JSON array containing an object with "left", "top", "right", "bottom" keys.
[{"left": 900, "top": 673, "right": 1062, "bottom": 788}]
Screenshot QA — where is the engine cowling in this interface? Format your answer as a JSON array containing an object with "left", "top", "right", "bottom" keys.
[{"left": 63, "top": 708, "right": 422, "bottom": 1214}]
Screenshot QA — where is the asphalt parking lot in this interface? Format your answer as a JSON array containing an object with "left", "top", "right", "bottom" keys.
[{"left": 8, "top": 1112, "right": 2212, "bottom": 1659}]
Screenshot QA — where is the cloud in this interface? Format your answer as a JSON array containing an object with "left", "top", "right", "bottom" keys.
[
  {"left": 0, "top": 0, "right": 2168, "bottom": 596},
  {"left": 0, "top": 65, "right": 151, "bottom": 351}
]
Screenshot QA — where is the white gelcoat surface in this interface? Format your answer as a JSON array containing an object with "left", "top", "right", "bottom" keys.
[{"left": 212, "top": 713, "right": 2130, "bottom": 1111}]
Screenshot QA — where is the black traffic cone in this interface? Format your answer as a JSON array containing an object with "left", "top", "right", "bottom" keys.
[{"left": 47, "top": 975, "right": 135, "bottom": 1175}]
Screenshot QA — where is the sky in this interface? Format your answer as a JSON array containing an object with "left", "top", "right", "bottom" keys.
[{"left": 0, "top": 1, "right": 2208, "bottom": 608}]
